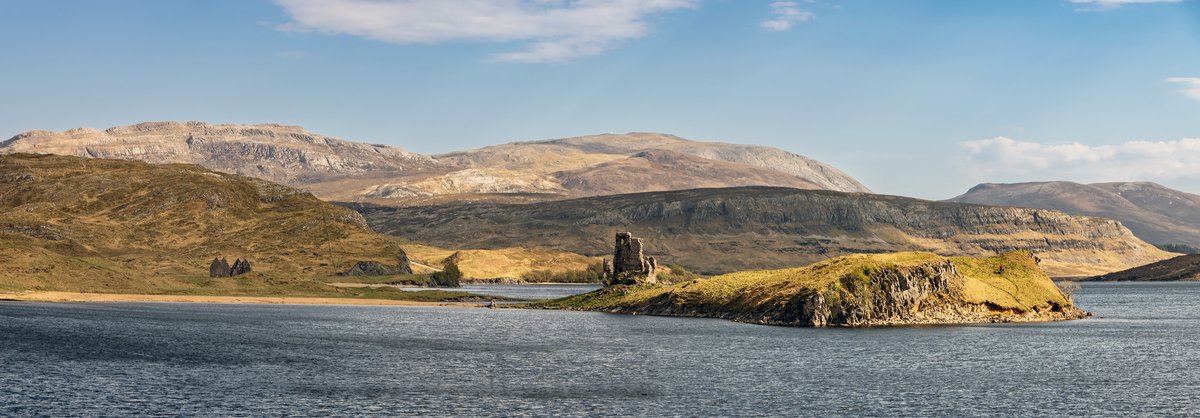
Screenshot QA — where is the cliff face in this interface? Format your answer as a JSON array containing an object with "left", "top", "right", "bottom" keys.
[
  {"left": 949, "top": 181, "right": 1200, "bottom": 249},
  {"left": 352, "top": 186, "right": 1172, "bottom": 277},
  {"left": 534, "top": 252, "right": 1086, "bottom": 327}
]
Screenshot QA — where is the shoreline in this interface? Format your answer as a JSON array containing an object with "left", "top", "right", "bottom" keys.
[{"left": 0, "top": 291, "right": 486, "bottom": 307}]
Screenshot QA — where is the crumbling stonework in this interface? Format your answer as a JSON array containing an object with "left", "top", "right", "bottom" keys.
[
  {"left": 209, "top": 257, "right": 251, "bottom": 277},
  {"left": 209, "top": 258, "right": 231, "bottom": 278},
  {"left": 603, "top": 232, "right": 658, "bottom": 286}
]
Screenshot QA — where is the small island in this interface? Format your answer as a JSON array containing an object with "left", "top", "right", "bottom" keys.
[{"left": 533, "top": 233, "right": 1085, "bottom": 327}]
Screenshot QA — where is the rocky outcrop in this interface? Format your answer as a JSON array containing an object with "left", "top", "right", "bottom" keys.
[
  {"left": 604, "top": 232, "right": 658, "bottom": 285},
  {"left": 209, "top": 257, "right": 251, "bottom": 277},
  {"left": 340, "top": 260, "right": 413, "bottom": 276}
]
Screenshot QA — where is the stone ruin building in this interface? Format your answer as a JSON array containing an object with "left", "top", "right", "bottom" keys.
[
  {"left": 602, "top": 232, "right": 658, "bottom": 286},
  {"left": 209, "top": 257, "right": 253, "bottom": 278}
]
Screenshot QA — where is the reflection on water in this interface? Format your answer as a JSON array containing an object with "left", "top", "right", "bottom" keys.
[{"left": 1, "top": 282, "right": 1198, "bottom": 416}]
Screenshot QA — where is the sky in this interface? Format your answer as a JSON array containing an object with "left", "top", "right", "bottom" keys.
[{"left": 0, "top": 0, "right": 1197, "bottom": 199}]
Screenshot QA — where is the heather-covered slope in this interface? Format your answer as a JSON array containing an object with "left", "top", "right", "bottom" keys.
[{"left": 352, "top": 186, "right": 1172, "bottom": 277}]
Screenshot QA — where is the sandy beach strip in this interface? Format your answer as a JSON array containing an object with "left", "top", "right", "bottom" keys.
[{"left": 0, "top": 291, "right": 484, "bottom": 307}]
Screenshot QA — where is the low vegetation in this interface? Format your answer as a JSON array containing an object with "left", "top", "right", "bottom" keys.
[
  {"left": 0, "top": 154, "right": 469, "bottom": 302},
  {"left": 532, "top": 251, "right": 1081, "bottom": 327}
]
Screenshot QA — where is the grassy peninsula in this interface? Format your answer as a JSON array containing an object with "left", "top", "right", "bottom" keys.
[{"left": 533, "top": 251, "right": 1085, "bottom": 327}]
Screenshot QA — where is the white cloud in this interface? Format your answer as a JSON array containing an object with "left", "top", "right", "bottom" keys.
[
  {"left": 960, "top": 137, "right": 1200, "bottom": 183},
  {"left": 1068, "top": 0, "right": 1181, "bottom": 10},
  {"left": 759, "top": 1, "right": 814, "bottom": 31},
  {"left": 272, "top": 0, "right": 697, "bottom": 63},
  {"left": 1167, "top": 77, "right": 1200, "bottom": 101}
]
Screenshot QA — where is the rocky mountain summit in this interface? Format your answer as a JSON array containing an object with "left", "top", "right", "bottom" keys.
[
  {"left": 351, "top": 186, "right": 1172, "bottom": 277},
  {"left": 949, "top": 181, "right": 1200, "bottom": 249},
  {"left": 0, "top": 121, "right": 435, "bottom": 185},
  {"left": 2, "top": 123, "right": 868, "bottom": 204}
]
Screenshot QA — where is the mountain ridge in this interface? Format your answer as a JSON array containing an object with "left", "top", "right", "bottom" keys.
[{"left": 2, "top": 122, "right": 870, "bottom": 204}]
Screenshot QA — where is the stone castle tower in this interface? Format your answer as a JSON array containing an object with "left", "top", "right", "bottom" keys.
[{"left": 603, "top": 232, "right": 658, "bottom": 286}]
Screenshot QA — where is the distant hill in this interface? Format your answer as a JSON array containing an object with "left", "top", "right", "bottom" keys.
[
  {"left": 0, "top": 153, "right": 412, "bottom": 293},
  {"left": 1086, "top": 254, "right": 1200, "bottom": 281},
  {"left": 2, "top": 123, "right": 869, "bottom": 204},
  {"left": 948, "top": 181, "right": 1200, "bottom": 248},
  {"left": 348, "top": 186, "right": 1171, "bottom": 278},
  {"left": 551, "top": 149, "right": 822, "bottom": 196}
]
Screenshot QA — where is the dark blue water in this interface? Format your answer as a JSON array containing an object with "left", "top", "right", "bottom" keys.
[
  {"left": 2, "top": 282, "right": 1198, "bottom": 416},
  {"left": 402, "top": 283, "right": 602, "bottom": 300}
]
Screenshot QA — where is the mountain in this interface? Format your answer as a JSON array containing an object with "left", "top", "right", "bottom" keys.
[
  {"left": 1086, "top": 254, "right": 1200, "bottom": 281},
  {"left": 551, "top": 149, "right": 822, "bottom": 196},
  {"left": 435, "top": 132, "right": 870, "bottom": 194},
  {"left": 2, "top": 123, "right": 869, "bottom": 204},
  {"left": 0, "top": 153, "right": 413, "bottom": 294},
  {"left": 348, "top": 186, "right": 1171, "bottom": 278},
  {"left": 948, "top": 181, "right": 1200, "bottom": 248},
  {"left": 0, "top": 121, "right": 436, "bottom": 185}
]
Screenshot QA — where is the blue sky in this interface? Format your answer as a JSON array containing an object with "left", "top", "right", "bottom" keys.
[{"left": 0, "top": 0, "right": 1197, "bottom": 198}]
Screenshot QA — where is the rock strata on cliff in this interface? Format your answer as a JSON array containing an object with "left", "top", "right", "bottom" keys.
[{"left": 354, "top": 186, "right": 1173, "bottom": 277}]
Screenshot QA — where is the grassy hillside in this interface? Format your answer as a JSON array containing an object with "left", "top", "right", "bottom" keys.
[
  {"left": 534, "top": 251, "right": 1082, "bottom": 327},
  {"left": 0, "top": 153, "right": 469, "bottom": 300},
  {"left": 398, "top": 241, "right": 602, "bottom": 281}
]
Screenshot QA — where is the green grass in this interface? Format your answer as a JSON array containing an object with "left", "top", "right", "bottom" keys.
[{"left": 534, "top": 251, "right": 1072, "bottom": 315}]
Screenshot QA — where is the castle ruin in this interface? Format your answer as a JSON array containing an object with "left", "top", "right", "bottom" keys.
[{"left": 603, "top": 232, "right": 658, "bottom": 286}]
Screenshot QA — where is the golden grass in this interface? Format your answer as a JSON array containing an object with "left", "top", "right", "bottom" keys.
[
  {"left": 399, "top": 241, "right": 600, "bottom": 279},
  {"left": 537, "top": 251, "right": 1071, "bottom": 314}
]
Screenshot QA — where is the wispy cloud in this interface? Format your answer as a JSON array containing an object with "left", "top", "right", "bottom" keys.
[
  {"left": 1068, "top": 0, "right": 1182, "bottom": 11},
  {"left": 1167, "top": 77, "right": 1200, "bottom": 101},
  {"left": 759, "top": 1, "right": 814, "bottom": 31},
  {"left": 272, "top": 0, "right": 697, "bottom": 63},
  {"left": 961, "top": 137, "right": 1200, "bottom": 183}
]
